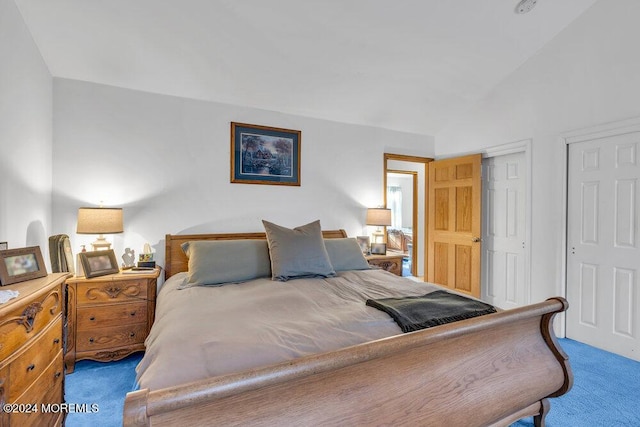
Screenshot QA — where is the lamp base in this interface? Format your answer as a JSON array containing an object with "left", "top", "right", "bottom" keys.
[
  {"left": 91, "top": 235, "right": 112, "bottom": 251},
  {"left": 371, "top": 229, "right": 385, "bottom": 244}
]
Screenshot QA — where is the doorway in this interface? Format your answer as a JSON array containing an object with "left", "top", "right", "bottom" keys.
[
  {"left": 384, "top": 154, "right": 431, "bottom": 278},
  {"left": 387, "top": 171, "right": 417, "bottom": 276}
]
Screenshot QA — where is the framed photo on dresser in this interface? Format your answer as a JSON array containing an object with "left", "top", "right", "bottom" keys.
[{"left": 0, "top": 246, "right": 47, "bottom": 285}]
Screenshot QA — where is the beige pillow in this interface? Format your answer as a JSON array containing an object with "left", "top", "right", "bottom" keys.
[{"left": 262, "top": 220, "right": 336, "bottom": 281}]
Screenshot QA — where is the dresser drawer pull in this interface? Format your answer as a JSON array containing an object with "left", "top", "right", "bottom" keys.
[
  {"left": 89, "top": 316, "right": 96, "bottom": 321},
  {"left": 89, "top": 338, "right": 95, "bottom": 343},
  {"left": 130, "top": 311, "right": 136, "bottom": 316},
  {"left": 53, "top": 338, "right": 60, "bottom": 344},
  {"left": 54, "top": 371, "right": 62, "bottom": 379},
  {"left": 129, "top": 332, "right": 135, "bottom": 338},
  {"left": 27, "top": 364, "right": 35, "bottom": 372}
]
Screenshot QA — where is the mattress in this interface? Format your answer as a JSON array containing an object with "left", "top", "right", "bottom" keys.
[{"left": 136, "top": 269, "right": 443, "bottom": 390}]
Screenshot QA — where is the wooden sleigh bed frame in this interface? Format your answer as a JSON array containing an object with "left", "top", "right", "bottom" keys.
[{"left": 123, "top": 230, "right": 572, "bottom": 427}]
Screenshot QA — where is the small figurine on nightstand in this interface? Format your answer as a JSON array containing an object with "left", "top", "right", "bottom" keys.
[{"left": 122, "top": 247, "right": 135, "bottom": 268}]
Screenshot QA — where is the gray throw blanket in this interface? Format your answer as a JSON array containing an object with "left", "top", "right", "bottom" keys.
[{"left": 366, "top": 290, "right": 497, "bottom": 333}]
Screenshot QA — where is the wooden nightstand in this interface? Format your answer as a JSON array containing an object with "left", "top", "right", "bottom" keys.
[
  {"left": 0, "top": 273, "right": 69, "bottom": 427},
  {"left": 64, "top": 268, "right": 160, "bottom": 373},
  {"left": 366, "top": 254, "right": 404, "bottom": 276}
]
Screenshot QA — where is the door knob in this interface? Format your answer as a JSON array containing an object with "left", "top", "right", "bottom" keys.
[{"left": 472, "top": 237, "right": 482, "bottom": 243}]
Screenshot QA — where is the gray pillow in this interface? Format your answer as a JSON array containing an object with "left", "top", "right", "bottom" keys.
[
  {"left": 262, "top": 220, "right": 336, "bottom": 281},
  {"left": 324, "top": 238, "right": 371, "bottom": 272},
  {"left": 180, "top": 239, "right": 271, "bottom": 288}
]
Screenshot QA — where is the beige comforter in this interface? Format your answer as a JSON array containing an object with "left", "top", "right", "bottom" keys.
[{"left": 136, "top": 269, "right": 443, "bottom": 390}]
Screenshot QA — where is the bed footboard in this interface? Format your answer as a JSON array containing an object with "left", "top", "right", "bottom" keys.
[{"left": 124, "top": 298, "right": 572, "bottom": 427}]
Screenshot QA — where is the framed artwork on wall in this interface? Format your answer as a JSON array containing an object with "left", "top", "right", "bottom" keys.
[
  {"left": 230, "top": 122, "right": 301, "bottom": 186},
  {"left": 79, "top": 250, "right": 120, "bottom": 278},
  {"left": 0, "top": 246, "right": 47, "bottom": 285}
]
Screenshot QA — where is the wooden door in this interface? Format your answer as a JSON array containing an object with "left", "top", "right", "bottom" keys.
[{"left": 427, "top": 154, "right": 482, "bottom": 297}]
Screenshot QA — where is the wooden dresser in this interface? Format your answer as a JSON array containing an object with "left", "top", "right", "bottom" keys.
[
  {"left": 366, "top": 254, "right": 404, "bottom": 276},
  {"left": 65, "top": 269, "right": 160, "bottom": 373},
  {"left": 0, "top": 273, "right": 69, "bottom": 427}
]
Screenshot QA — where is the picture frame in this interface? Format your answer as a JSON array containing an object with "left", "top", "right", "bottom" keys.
[
  {"left": 356, "top": 236, "right": 370, "bottom": 254},
  {"left": 230, "top": 122, "right": 301, "bottom": 186},
  {"left": 79, "top": 249, "right": 120, "bottom": 278},
  {"left": 370, "top": 242, "right": 387, "bottom": 255},
  {"left": 0, "top": 246, "right": 47, "bottom": 286}
]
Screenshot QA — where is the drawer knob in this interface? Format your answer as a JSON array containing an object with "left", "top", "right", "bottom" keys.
[
  {"left": 89, "top": 338, "right": 94, "bottom": 343},
  {"left": 130, "top": 311, "right": 136, "bottom": 316},
  {"left": 129, "top": 332, "right": 135, "bottom": 338},
  {"left": 53, "top": 338, "right": 60, "bottom": 344},
  {"left": 54, "top": 371, "right": 62, "bottom": 379},
  {"left": 27, "top": 364, "right": 35, "bottom": 372},
  {"left": 89, "top": 316, "right": 96, "bottom": 321}
]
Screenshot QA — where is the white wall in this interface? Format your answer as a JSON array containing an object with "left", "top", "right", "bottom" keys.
[
  {"left": 52, "top": 79, "right": 434, "bottom": 267},
  {"left": 0, "top": 0, "right": 52, "bottom": 262},
  {"left": 435, "top": 0, "right": 640, "bottom": 302}
]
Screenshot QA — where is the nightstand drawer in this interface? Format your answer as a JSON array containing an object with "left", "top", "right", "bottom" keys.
[
  {"left": 77, "top": 302, "right": 148, "bottom": 329},
  {"left": 0, "top": 282, "right": 63, "bottom": 361},
  {"left": 75, "top": 279, "right": 147, "bottom": 304},
  {"left": 9, "top": 316, "right": 62, "bottom": 402},
  {"left": 76, "top": 323, "right": 147, "bottom": 352}
]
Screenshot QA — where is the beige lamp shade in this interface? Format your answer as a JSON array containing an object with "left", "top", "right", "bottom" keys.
[
  {"left": 77, "top": 207, "right": 123, "bottom": 251},
  {"left": 76, "top": 208, "right": 124, "bottom": 234},
  {"left": 366, "top": 208, "right": 392, "bottom": 226}
]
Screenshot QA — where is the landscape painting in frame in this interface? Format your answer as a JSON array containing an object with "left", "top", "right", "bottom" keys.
[{"left": 231, "top": 122, "right": 301, "bottom": 186}]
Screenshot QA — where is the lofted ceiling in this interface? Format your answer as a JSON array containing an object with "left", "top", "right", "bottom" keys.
[{"left": 15, "top": 0, "right": 598, "bottom": 136}]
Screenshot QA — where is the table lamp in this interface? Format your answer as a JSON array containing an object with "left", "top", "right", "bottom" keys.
[
  {"left": 76, "top": 207, "right": 123, "bottom": 251},
  {"left": 366, "top": 208, "right": 391, "bottom": 243}
]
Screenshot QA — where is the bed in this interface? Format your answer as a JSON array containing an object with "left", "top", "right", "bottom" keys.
[{"left": 124, "top": 227, "right": 572, "bottom": 427}]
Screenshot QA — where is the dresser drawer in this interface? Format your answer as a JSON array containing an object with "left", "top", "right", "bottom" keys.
[
  {"left": 8, "top": 316, "right": 62, "bottom": 402},
  {"left": 77, "top": 302, "right": 148, "bottom": 329},
  {"left": 75, "top": 279, "right": 147, "bottom": 305},
  {"left": 76, "top": 323, "right": 147, "bottom": 352},
  {"left": 12, "top": 352, "right": 64, "bottom": 427},
  {"left": 0, "top": 283, "right": 63, "bottom": 361}
]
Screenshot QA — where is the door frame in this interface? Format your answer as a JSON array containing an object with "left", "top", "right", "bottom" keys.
[
  {"left": 481, "top": 139, "right": 533, "bottom": 306},
  {"left": 560, "top": 116, "right": 640, "bottom": 337}
]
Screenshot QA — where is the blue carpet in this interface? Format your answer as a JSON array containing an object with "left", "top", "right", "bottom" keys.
[
  {"left": 65, "top": 353, "right": 142, "bottom": 427},
  {"left": 511, "top": 339, "right": 640, "bottom": 426},
  {"left": 64, "top": 340, "right": 640, "bottom": 426}
]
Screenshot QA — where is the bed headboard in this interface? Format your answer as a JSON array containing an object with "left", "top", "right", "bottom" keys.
[{"left": 165, "top": 229, "right": 348, "bottom": 279}]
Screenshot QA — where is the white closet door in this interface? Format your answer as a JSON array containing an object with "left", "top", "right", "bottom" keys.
[
  {"left": 482, "top": 152, "right": 527, "bottom": 309},
  {"left": 567, "top": 133, "right": 640, "bottom": 361}
]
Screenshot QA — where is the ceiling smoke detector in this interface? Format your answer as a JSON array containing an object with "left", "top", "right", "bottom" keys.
[{"left": 515, "top": 0, "right": 537, "bottom": 14}]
